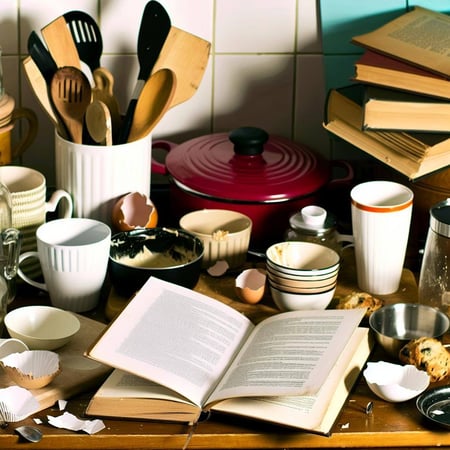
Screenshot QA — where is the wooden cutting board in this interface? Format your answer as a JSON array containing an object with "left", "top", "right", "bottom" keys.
[{"left": 0, "top": 314, "right": 111, "bottom": 414}]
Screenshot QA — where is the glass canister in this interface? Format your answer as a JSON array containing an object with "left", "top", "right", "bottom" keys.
[
  {"left": 0, "top": 181, "right": 21, "bottom": 333},
  {"left": 418, "top": 198, "right": 450, "bottom": 315},
  {"left": 284, "top": 205, "right": 353, "bottom": 254}
]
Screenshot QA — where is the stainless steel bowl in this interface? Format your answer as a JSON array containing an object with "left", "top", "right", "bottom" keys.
[{"left": 369, "top": 303, "right": 450, "bottom": 358}]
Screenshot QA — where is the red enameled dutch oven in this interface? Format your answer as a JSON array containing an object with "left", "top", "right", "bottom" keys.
[{"left": 152, "top": 127, "right": 352, "bottom": 247}]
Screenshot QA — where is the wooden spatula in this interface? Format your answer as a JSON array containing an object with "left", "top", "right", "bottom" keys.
[
  {"left": 41, "top": 16, "right": 81, "bottom": 69},
  {"left": 22, "top": 56, "right": 69, "bottom": 137},
  {"left": 151, "top": 27, "right": 211, "bottom": 108}
]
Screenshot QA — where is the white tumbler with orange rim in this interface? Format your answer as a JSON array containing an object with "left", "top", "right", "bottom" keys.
[{"left": 351, "top": 181, "right": 413, "bottom": 295}]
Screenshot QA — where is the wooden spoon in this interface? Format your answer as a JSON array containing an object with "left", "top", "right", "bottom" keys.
[
  {"left": 50, "top": 66, "right": 92, "bottom": 144},
  {"left": 127, "top": 68, "right": 176, "bottom": 143},
  {"left": 86, "top": 99, "right": 112, "bottom": 146}
]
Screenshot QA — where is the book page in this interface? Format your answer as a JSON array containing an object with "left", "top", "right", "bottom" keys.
[
  {"left": 87, "top": 277, "right": 254, "bottom": 407},
  {"left": 206, "top": 308, "right": 366, "bottom": 405},
  {"left": 92, "top": 369, "right": 194, "bottom": 404},
  {"left": 352, "top": 7, "right": 450, "bottom": 77},
  {"left": 211, "top": 327, "right": 371, "bottom": 434}
]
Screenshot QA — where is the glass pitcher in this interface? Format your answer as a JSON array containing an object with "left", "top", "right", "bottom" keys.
[{"left": 418, "top": 198, "right": 450, "bottom": 315}]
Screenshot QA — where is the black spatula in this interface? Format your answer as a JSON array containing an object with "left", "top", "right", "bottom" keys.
[
  {"left": 27, "top": 30, "right": 58, "bottom": 86},
  {"left": 64, "top": 10, "right": 103, "bottom": 72},
  {"left": 117, "top": 0, "right": 171, "bottom": 144}
]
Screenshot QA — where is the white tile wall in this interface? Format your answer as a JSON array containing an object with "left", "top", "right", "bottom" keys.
[{"left": 0, "top": 0, "right": 330, "bottom": 186}]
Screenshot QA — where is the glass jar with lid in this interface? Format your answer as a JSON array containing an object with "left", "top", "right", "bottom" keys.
[{"left": 285, "top": 205, "right": 353, "bottom": 254}]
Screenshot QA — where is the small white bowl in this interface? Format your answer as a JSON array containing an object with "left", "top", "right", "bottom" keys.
[
  {"left": 363, "top": 361, "right": 430, "bottom": 403},
  {"left": 266, "top": 241, "right": 340, "bottom": 276},
  {"left": 269, "top": 284, "right": 336, "bottom": 311},
  {"left": 180, "top": 209, "right": 252, "bottom": 269},
  {"left": 5, "top": 305, "right": 80, "bottom": 350}
]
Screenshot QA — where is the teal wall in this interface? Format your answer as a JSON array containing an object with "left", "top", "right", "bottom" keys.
[{"left": 320, "top": 0, "right": 450, "bottom": 92}]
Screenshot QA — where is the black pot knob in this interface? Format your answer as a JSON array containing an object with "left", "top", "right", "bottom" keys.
[{"left": 229, "top": 127, "right": 269, "bottom": 156}]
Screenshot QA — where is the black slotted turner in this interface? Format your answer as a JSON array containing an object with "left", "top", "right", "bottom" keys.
[
  {"left": 64, "top": 10, "right": 103, "bottom": 72},
  {"left": 117, "top": 1, "right": 171, "bottom": 144}
]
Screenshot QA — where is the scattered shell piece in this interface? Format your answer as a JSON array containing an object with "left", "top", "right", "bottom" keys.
[
  {"left": 363, "top": 361, "right": 429, "bottom": 402},
  {"left": 207, "top": 260, "right": 229, "bottom": 277},
  {"left": 0, "top": 386, "right": 39, "bottom": 422},
  {"left": 47, "top": 411, "right": 105, "bottom": 434},
  {"left": 111, "top": 192, "right": 158, "bottom": 231},
  {"left": 235, "top": 268, "right": 266, "bottom": 304},
  {"left": 1, "top": 350, "right": 61, "bottom": 389}
]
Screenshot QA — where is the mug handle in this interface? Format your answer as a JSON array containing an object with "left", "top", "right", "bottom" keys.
[
  {"left": 46, "top": 189, "right": 73, "bottom": 218},
  {"left": 10, "top": 108, "right": 38, "bottom": 160},
  {"left": 17, "top": 252, "right": 47, "bottom": 291}
]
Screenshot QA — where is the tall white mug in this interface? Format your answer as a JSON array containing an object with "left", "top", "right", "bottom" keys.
[
  {"left": 17, "top": 218, "right": 111, "bottom": 312},
  {"left": 55, "top": 132, "right": 152, "bottom": 226},
  {"left": 351, "top": 181, "right": 413, "bottom": 295}
]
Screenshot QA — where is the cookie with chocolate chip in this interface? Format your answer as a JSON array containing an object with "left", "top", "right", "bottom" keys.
[{"left": 399, "top": 337, "right": 450, "bottom": 382}]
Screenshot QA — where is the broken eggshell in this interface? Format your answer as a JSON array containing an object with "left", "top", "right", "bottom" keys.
[
  {"left": 1, "top": 350, "right": 61, "bottom": 389},
  {"left": 207, "top": 260, "right": 229, "bottom": 277},
  {"left": 363, "top": 361, "right": 429, "bottom": 403},
  {"left": 111, "top": 192, "right": 158, "bottom": 231},
  {"left": 235, "top": 268, "right": 266, "bottom": 304}
]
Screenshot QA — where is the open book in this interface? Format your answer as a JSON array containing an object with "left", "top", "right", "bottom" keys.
[
  {"left": 323, "top": 85, "right": 450, "bottom": 180},
  {"left": 85, "top": 277, "right": 372, "bottom": 435},
  {"left": 351, "top": 6, "right": 450, "bottom": 78}
]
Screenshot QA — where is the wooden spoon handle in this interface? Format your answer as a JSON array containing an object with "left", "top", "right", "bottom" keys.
[{"left": 92, "top": 68, "right": 122, "bottom": 140}]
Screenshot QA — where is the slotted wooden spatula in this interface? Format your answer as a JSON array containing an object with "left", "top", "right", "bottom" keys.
[
  {"left": 151, "top": 27, "right": 211, "bottom": 108},
  {"left": 50, "top": 66, "right": 91, "bottom": 143}
]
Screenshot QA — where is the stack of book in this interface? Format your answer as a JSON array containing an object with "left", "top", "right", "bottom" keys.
[{"left": 323, "top": 6, "right": 450, "bottom": 180}]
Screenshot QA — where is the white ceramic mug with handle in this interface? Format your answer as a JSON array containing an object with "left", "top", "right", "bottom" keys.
[
  {"left": 17, "top": 218, "right": 111, "bottom": 312},
  {"left": 351, "top": 180, "right": 413, "bottom": 295},
  {"left": 0, "top": 165, "right": 73, "bottom": 279}
]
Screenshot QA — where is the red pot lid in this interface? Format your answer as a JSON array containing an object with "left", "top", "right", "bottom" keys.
[{"left": 165, "top": 127, "right": 330, "bottom": 203}]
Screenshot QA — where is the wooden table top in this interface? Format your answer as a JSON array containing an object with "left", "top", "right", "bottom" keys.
[{"left": 1, "top": 248, "right": 450, "bottom": 449}]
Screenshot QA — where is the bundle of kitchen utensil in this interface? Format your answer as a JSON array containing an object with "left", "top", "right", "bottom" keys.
[{"left": 23, "top": 1, "right": 211, "bottom": 145}]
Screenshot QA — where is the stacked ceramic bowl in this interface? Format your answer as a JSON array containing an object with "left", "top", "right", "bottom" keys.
[{"left": 266, "top": 241, "right": 340, "bottom": 311}]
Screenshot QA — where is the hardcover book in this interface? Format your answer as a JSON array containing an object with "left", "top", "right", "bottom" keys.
[
  {"left": 323, "top": 85, "right": 450, "bottom": 180},
  {"left": 362, "top": 86, "right": 450, "bottom": 133}
]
